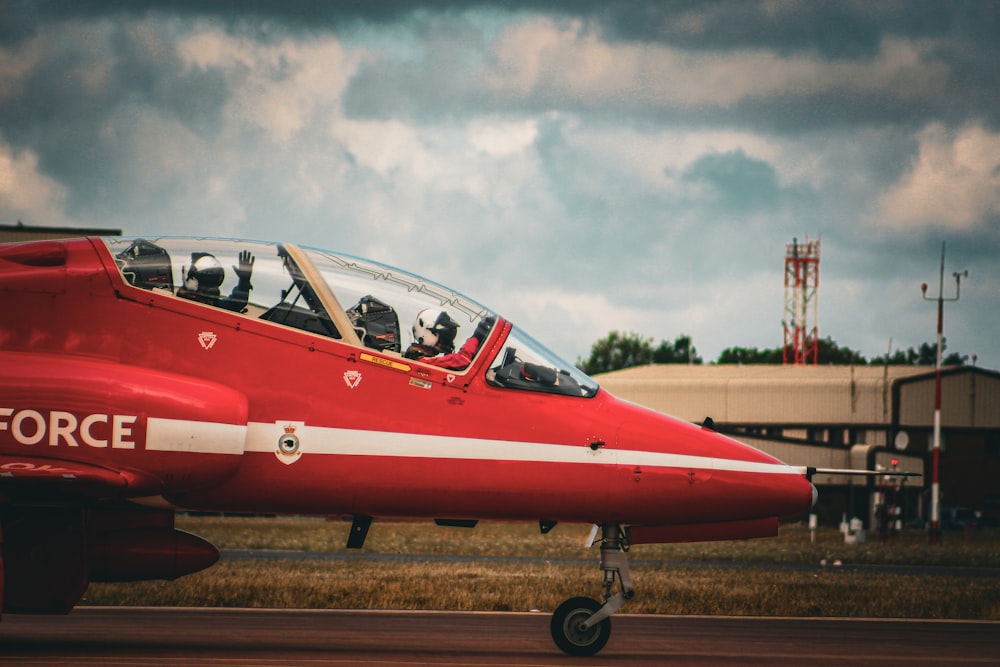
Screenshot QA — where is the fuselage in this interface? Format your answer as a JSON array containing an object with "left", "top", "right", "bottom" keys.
[{"left": 0, "top": 236, "right": 815, "bottom": 531}]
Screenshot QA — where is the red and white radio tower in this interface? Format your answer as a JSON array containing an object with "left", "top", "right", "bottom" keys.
[{"left": 783, "top": 236, "right": 820, "bottom": 365}]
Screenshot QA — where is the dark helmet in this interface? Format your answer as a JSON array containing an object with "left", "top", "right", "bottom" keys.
[{"left": 115, "top": 239, "right": 174, "bottom": 291}]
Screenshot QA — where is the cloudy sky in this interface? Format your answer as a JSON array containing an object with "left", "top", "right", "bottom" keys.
[{"left": 2, "top": 1, "right": 998, "bottom": 369}]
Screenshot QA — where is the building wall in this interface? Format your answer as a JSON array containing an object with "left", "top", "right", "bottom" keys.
[
  {"left": 898, "top": 371, "right": 1000, "bottom": 428},
  {"left": 598, "top": 365, "right": 934, "bottom": 428}
]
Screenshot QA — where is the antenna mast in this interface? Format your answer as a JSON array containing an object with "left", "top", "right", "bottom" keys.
[{"left": 783, "top": 236, "right": 820, "bottom": 365}]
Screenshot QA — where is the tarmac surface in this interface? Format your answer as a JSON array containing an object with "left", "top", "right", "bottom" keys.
[{"left": 1, "top": 607, "right": 998, "bottom": 666}]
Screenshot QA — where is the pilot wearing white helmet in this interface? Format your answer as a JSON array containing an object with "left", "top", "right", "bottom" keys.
[
  {"left": 178, "top": 250, "right": 255, "bottom": 313},
  {"left": 405, "top": 308, "right": 494, "bottom": 370}
]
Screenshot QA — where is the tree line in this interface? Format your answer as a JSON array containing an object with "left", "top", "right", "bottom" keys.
[{"left": 576, "top": 332, "right": 969, "bottom": 375}]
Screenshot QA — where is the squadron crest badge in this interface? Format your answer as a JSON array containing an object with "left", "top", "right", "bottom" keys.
[{"left": 275, "top": 421, "right": 305, "bottom": 465}]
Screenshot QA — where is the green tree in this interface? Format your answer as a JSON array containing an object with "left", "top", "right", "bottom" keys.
[
  {"left": 577, "top": 331, "right": 653, "bottom": 375},
  {"left": 716, "top": 346, "right": 783, "bottom": 364},
  {"left": 869, "top": 339, "right": 967, "bottom": 366},
  {"left": 582, "top": 333, "right": 968, "bottom": 371},
  {"left": 816, "top": 337, "right": 866, "bottom": 365},
  {"left": 716, "top": 338, "right": 864, "bottom": 364},
  {"left": 578, "top": 332, "right": 705, "bottom": 374},
  {"left": 653, "top": 335, "right": 703, "bottom": 365}
]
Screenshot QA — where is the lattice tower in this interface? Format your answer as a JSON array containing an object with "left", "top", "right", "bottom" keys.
[{"left": 783, "top": 236, "right": 820, "bottom": 364}]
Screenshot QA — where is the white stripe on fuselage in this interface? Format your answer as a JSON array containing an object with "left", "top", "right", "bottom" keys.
[
  {"left": 141, "top": 418, "right": 799, "bottom": 476},
  {"left": 243, "top": 422, "right": 800, "bottom": 476},
  {"left": 146, "top": 418, "right": 246, "bottom": 455}
]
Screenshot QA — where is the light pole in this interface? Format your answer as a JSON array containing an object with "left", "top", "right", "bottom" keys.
[{"left": 920, "top": 241, "right": 967, "bottom": 545}]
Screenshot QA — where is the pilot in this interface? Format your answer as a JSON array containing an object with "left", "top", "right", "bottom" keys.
[
  {"left": 178, "top": 250, "right": 255, "bottom": 313},
  {"left": 404, "top": 309, "right": 494, "bottom": 370}
]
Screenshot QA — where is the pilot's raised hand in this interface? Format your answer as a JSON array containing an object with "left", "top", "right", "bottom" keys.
[
  {"left": 233, "top": 250, "right": 255, "bottom": 291},
  {"left": 472, "top": 316, "right": 496, "bottom": 344}
]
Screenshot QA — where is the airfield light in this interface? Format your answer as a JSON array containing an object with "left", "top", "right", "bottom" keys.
[{"left": 921, "top": 242, "right": 966, "bottom": 546}]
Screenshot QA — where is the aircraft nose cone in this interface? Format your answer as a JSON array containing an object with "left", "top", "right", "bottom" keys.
[{"left": 811, "top": 483, "right": 819, "bottom": 508}]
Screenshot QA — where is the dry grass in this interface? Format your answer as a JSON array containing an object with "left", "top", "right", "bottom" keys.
[
  {"left": 177, "top": 514, "right": 1000, "bottom": 566},
  {"left": 84, "top": 560, "right": 1000, "bottom": 619},
  {"left": 82, "top": 516, "right": 1000, "bottom": 619}
]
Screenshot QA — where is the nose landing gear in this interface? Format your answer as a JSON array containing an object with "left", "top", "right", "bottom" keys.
[{"left": 550, "top": 523, "right": 633, "bottom": 656}]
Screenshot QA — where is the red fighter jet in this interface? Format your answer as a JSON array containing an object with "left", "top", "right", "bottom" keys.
[{"left": 0, "top": 235, "right": 818, "bottom": 656}]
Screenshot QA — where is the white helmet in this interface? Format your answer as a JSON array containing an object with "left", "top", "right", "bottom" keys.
[
  {"left": 185, "top": 253, "right": 225, "bottom": 292},
  {"left": 412, "top": 308, "right": 458, "bottom": 353}
]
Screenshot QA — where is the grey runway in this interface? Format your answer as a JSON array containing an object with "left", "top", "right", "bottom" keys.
[{"left": 1, "top": 607, "right": 997, "bottom": 666}]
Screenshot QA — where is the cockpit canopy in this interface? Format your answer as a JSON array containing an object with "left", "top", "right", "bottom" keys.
[{"left": 106, "top": 237, "right": 597, "bottom": 398}]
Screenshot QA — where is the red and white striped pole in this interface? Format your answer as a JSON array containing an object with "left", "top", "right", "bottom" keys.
[{"left": 921, "top": 241, "right": 966, "bottom": 545}]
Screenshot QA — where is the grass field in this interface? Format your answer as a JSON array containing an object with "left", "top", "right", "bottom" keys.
[{"left": 83, "top": 516, "right": 1000, "bottom": 619}]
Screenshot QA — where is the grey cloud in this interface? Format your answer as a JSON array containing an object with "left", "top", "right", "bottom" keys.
[
  {"left": 1, "top": 0, "right": 420, "bottom": 42},
  {"left": 343, "top": 14, "right": 490, "bottom": 121},
  {"left": 591, "top": 1, "right": 884, "bottom": 58},
  {"left": 8, "top": 1, "right": 998, "bottom": 58},
  {"left": 344, "top": 12, "right": 998, "bottom": 133},
  {"left": 8, "top": 1, "right": 998, "bottom": 131},
  {"left": 1, "top": 19, "right": 229, "bottom": 224},
  {"left": 681, "top": 150, "right": 780, "bottom": 212}
]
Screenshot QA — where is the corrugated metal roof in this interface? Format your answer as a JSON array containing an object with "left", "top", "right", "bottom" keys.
[
  {"left": 597, "top": 364, "right": 934, "bottom": 383},
  {"left": 596, "top": 364, "right": 1000, "bottom": 428}
]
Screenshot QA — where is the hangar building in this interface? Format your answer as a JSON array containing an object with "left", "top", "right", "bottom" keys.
[{"left": 597, "top": 364, "right": 1000, "bottom": 531}]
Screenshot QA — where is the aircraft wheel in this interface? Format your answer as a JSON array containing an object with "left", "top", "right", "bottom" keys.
[{"left": 550, "top": 596, "right": 611, "bottom": 656}]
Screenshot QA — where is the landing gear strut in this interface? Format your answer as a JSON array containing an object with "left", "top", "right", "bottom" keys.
[{"left": 550, "top": 523, "right": 633, "bottom": 656}]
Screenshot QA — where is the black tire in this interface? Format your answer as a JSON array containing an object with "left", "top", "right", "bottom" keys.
[{"left": 550, "top": 596, "right": 611, "bottom": 657}]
